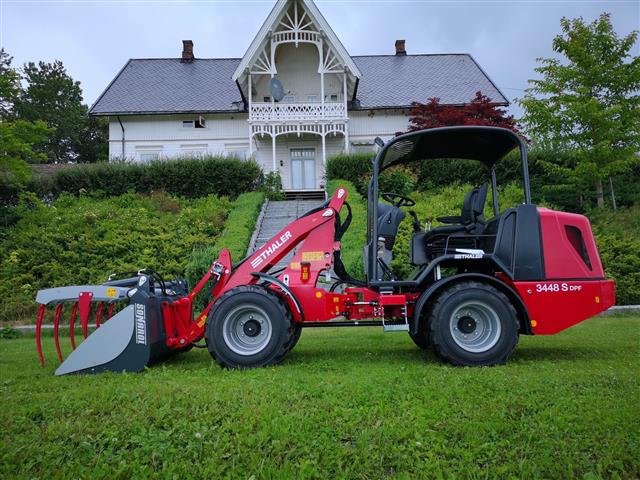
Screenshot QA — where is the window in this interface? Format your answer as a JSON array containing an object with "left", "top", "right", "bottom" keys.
[
  {"left": 181, "top": 144, "right": 207, "bottom": 157},
  {"left": 307, "top": 95, "right": 318, "bottom": 102},
  {"left": 352, "top": 143, "right": 374, "bottom": 154},
  {"left": 227, "top": 150, "right": 247, "bottom": 160},
  {"left": 283, "top": 94, "right": 295, "bottom": 103},
  {"left": 565, "top": 225, "right": 592, "bottom": 270},
  {"left": 137, "top": 149, "right": 162, "bottom": 163},
  {"left": 225, "top": 144, "right": 248, "bottom": 160},
  {"left": 182, "top": 117, "right": 206, "bottom": 128},
  {"left": 263, "top": 96, "right": 271, "bottom": 102},
  {"left": 329, "top": 94, "right": 338, "bottom": 102}
]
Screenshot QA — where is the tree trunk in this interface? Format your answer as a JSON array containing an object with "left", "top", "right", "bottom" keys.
[
  {"left": 609, "top": 176, "right": 617, "bottom": 211},
  {"left": 595, "top": 178, "right": 604, "bottom": 208}
]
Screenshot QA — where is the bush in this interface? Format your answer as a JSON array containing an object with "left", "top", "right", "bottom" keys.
[
  {"left": 27, "top": 156, "right": 263, "bottom": 200},
  {"left": 326, "top": 153, "right": 373, "bottom": 195},
  {"left": 0, "top": 191, "right": 232, "bottom": 322},
  {"left": 262, "top": 171, "right": 284, "bottom": 200},
  {"left": 328, "top": 180, "right": 367, "bottom": 280},
  {"left": 184, "top": 191, "right": 265, "bottom": 288},
  {"left": 590, "top": 206, "right": 640, "bottom": 305}
]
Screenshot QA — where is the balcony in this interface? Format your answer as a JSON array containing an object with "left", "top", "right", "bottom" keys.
[{"left": 249, "top": 101, "right": 347, "bottom": 123}]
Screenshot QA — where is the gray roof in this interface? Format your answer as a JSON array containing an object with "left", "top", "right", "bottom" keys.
[
  {"left": 89, "top": 54, "right": 507, "bottom": 116},
  {"left": 352, "top": 54, "right": 507, "bottom": 108},
  {"left": 90, "top": 58, "right": 244, "bottom": 115}
]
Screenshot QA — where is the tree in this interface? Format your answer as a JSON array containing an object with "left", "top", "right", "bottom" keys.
[
  {"left": 0, "top": 120, "right": 51, "bottom": 201},
  {"left": 0, "top": 48, "right": 21, "bottom": 119},
  {"left": 14, "top": 60, "right": 97, "bottom": 163},
  {"left": 407, "top": 91, "right": 519, "bottom": 132},
  {"left": 519, "top": 13, "right": 640, "bottom": 208}
]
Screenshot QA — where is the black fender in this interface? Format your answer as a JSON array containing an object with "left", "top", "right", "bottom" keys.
[
  {"left": 411, "top": 273, "right": 532, "bottom": 335},
  {"left": 251, "top": 272, "right": 304, "bottom": 320}
]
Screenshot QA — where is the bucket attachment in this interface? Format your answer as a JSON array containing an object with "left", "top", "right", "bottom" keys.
[{"left": 35, "top": 273, "right": 188, "bottom": 375}]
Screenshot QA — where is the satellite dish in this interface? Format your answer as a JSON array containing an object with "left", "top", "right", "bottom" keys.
[{"left": 269, "top": 78, "right": 285, "bottom": 102}]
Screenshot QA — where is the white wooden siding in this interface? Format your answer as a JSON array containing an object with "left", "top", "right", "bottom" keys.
[{"left": 107, "top": 108, "right": 410, "bottom": 189}]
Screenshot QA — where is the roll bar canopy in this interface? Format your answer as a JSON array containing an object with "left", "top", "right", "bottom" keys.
[{"left": 374, "top": 126, "right": 531, "bottom": 204}]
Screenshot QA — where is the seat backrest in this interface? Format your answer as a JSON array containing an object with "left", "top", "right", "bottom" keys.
[
  {"left": 472, "top": 183, "right": 489, "bottom": 225},
  {"left": 459, "top": 183, "right": 488, "bottom": 228}
]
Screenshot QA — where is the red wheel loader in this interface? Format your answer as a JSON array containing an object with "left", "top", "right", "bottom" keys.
[{"left": 35, "top": 126, "right": 615, "bottom": 375}]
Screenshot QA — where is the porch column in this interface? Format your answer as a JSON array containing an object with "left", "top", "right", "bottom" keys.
[
  {"left": 272, "top": 132, "right": 277, "bottom": 172},
  {"left": 248, "top": 74, "right": 253, "bottom": 156},
  {"left": 343, "top": 71, "right": 349, "bottom": 153},
  {"left": 321, "top": 128, "right": 326, "bottom": 169},
  {"left": 344, "top": 123, "right": 349, "bottom": 154}
]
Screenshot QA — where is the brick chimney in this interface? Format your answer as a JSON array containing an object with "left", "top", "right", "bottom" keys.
[
  {"left": 395, "top": 39, "right": 406, "bottom": 56},
  {"left": 181, "top": 40, "right": 194, "bottom": 63}
]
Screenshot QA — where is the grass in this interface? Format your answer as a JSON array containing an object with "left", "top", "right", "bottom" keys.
[{"left": 1, "top": 316, "right": 638, "bottom": 479}]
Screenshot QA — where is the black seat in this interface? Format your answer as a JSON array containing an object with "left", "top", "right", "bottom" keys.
[{"left": 423, "top": 183, "right": 489, "bottom": 245}]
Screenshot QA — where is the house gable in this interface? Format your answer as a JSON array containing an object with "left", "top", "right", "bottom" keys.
[{"left": 232, "top": 0, "right": 361, "bottom": 100}]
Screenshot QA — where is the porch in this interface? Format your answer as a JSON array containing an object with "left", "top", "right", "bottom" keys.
[{"left": 252, "top": 132, "right": 346, "bottom": 192}]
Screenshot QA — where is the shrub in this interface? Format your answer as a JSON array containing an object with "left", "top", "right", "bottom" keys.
[
  {"left": 0, "top": 191, "right": 231, "bottom": 322},
  {"left": 327, "top": 153, "right": 373, "bottom": 195},
  {"left": 27, "top": 156, "right": 263, "bottom": 200},
  {"left": 328, "top": 180, "right": 367, "bottom": 280},
  {"left": 590, "top": 206, "right": 640, "bottom": 305},
  {"left": 262, "top": 171, "right": 284, "bottom": 200},
  {"left": 184, "top": 191, "right": 266, "bottom": 289}
]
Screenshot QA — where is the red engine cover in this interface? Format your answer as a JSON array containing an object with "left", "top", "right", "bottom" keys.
[{"left": 538, "top": 208, "right": 604, "bottom": 279}]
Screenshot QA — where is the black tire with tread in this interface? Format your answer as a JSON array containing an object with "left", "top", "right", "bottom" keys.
[
  {"left": 206, "top": 285, "right": 293, "bottom": 368},
  {"left": 428, "top": 281, "right": 519, "bottom": 366}
]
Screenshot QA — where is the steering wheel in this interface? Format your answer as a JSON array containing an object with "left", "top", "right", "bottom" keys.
[{"left": 381, "top": 192, "right": 416, "bottom": 208}]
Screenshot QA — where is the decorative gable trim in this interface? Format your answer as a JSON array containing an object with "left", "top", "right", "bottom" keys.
[{"left": 232, "top": 0, "right": 361, "bottom": 81}]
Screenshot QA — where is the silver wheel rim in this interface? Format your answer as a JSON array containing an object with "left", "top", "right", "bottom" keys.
[
  {"left": 222, "top": 304, "right": 272, "bottom": 356},
  {"left": 449, "top": 300, "right": 501, "bottom": 353}
]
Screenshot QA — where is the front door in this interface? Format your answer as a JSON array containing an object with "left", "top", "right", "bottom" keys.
[{"left": 290, "top": 148, "right": 316, "bottom": 189}]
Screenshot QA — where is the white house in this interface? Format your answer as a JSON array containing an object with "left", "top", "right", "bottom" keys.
[{"left": 89, "top": 0, "right": 507, "bottom": 195}]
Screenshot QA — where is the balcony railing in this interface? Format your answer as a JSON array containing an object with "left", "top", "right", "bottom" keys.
[{"left": 249, "top": 102, "right": 347, "bottom": 122}]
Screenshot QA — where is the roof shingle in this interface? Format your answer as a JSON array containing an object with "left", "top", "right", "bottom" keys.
[{"left": 89, "top": 54, "right": 507, "bottom": 115}]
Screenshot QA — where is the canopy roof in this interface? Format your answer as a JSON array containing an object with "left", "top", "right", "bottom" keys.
[{"left": 378, "top": 126, "right": 524, "bottom": 172}]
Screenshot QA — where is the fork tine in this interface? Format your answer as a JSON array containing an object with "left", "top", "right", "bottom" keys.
[
  {"left": 95, "top": 302, "right": 104, "bottom": 328},
  {"left": 69, "top": 302, "right": 78, "bottom": 350},
  {"left": 36, "top": 304, "right": 46, "bottom": 367},
  {"left": 78, "top": 292, "right": 92, "bottom": 339},
  {"left": 53, "top": 304, "right": 64, "bottom": 363}
]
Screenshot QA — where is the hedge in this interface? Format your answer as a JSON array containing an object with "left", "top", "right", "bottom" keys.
[
  {"left": 184, "top": 191, "right": 266, "bottom": 290},
  {"left": 327, "top": 151, "right": 640, "bottom": 213},
  {"left": 27, "top": 156, "right": 263, "bottom": 200},
  {"left": 0, "top": 191, "right": 232, "bottom": 323}
]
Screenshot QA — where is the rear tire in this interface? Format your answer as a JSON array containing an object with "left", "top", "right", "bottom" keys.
[
  {"left": 428, "top": 281, "right": 519, "bottom": 366},
  {"left": 206, "top": 285, "right": 292, "bottom": 368}
]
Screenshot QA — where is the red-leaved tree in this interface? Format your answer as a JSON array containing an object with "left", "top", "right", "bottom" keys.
[{"left": 406, "top": 91, "right": 519, "bottom": 133}]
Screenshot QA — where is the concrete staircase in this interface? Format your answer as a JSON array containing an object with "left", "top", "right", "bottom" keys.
[{"left": 248, "top": 199, "right": 323, "bottom": 270}]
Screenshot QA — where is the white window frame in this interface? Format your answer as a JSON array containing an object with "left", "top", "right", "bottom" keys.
[{"left": 137, "top": 146, "right": 163, "bottom": 163}]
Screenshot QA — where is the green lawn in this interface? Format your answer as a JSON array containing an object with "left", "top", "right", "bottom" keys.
[{"left": 1, "top": 316, "right": 638, "bottom": 479}]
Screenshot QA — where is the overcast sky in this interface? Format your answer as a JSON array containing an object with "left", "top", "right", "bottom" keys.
[{"left": 1, "top": 0, "right": 638, "bottom": 118}]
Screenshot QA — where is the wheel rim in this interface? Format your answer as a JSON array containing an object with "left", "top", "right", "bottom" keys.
[
  {"left": 449, "top": 300, "right": 501, "bottom": 353},
  {"left": 222, "top": 304, "right": 273, "bottom": 356}
]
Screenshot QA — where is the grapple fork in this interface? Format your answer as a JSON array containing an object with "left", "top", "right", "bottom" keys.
[{"left": 35, "top": 280, "right": 155, "bottom": 375}]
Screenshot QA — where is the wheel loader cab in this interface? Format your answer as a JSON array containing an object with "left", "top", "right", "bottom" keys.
[{"left": 366, "top": 126, "right": 534, "bottom": 286}]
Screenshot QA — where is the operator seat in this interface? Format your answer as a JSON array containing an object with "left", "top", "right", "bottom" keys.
[{"left": 423, "top": 183, "right": 489, "bottom": 246}]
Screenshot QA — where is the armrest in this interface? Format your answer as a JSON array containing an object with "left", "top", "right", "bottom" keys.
[{"left": 436, "top": 215, "right": 463, "bottom": 224}]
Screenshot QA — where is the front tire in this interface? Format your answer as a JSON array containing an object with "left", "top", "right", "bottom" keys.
[
  {"left": 206, "top": 285, "right": 292, "bottom": 368},
  {"left": 429, "top": 281, "right": 519, "bottom": 366}
]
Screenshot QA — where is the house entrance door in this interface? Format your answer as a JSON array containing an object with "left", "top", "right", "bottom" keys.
[{"left": 290, "top": 148, "right": 316, "bottom": 189}]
